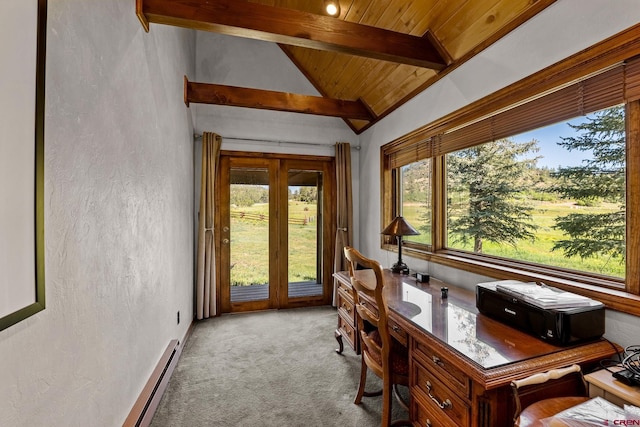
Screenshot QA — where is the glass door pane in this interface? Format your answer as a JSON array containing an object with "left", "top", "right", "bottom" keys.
[
  {"left": 287, "top": 170, "right": 323, "bottom": 298},
  {"left": 229, "top": 168, "right": 270, "bottom": 303}
]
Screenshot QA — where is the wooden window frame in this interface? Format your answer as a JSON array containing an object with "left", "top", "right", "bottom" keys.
[{"left": 381, "top": 24, "right": 640, "bottom": 316}]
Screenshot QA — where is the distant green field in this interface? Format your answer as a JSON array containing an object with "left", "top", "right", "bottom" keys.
[
  {"left": 402, "top": 200, "right": 624, "bottom": 278},
  {"left": 230, "top": 202, "right": 318, "bottom": 286},
  {"left": 230, "top": 199, "right": 624, "bottom": 286}
]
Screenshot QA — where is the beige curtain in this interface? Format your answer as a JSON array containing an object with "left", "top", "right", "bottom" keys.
[
  {"left": 196, "top": 132, "right": 222, "bottom": 319},
  {"left": 333, "top": 142, "right": 353, "bottom": 305}
]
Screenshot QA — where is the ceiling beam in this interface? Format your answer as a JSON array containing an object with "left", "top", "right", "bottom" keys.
[
  {"left": 184, "top": 77, "right": 376, "bottom": 121},
  {"left": 136, "top": 0, "right": 447, "bottom": 70}
]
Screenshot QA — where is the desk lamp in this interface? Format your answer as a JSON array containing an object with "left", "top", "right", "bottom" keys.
[{"left": 381, "top": 216, "right": 419, "bottom": 275}]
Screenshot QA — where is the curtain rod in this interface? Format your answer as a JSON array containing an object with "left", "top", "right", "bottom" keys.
[{"left": 193, "top": 134, "right": 360, "bottom": 150}]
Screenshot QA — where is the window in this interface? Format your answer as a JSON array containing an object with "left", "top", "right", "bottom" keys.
[
  {"left": 446, "top": 107, "right": 626, "bottom": 278},
  {"left": 381, "top": 34, "right": 640, "bottom": 315},
  {"left": 401, "top": 159, "right": 432, "bottom": 246}
]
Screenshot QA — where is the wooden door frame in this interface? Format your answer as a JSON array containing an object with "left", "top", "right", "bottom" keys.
[
  {"left": 218, "top": 155, "right": 280, "bottom": 313},
  {"left": 279, "top": 158, "right": 336, "bottom": 309},
  {"left": 216, "top": 151, "right": 336, "bottom": 313}
]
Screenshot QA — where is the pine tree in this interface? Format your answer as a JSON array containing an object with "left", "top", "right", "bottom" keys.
[
  {"left": 447, "top": 138, "right": 539, "bottom": 253},
  {"left": 552, "top": 106, "right": 626, "bottom": 260}
]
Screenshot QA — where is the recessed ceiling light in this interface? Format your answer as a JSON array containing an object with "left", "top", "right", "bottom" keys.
[{"left": 325, "top": 1, "right": 340, "bottom": 16}]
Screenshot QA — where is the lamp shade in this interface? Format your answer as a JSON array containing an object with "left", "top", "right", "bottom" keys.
[{"left": 381, "top": 216, "right": 419, "bottom": 237}]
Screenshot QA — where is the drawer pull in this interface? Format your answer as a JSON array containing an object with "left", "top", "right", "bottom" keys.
[
  {"left": 391, "top": 325, "right": 401, "bottom": 332},
  {"left": 425, "top": 419, "right": 432, "bottom": 427},
  {"left": 426, "top": 381, "right": 452, "bottom": 410},
  {"left": 432, "top": 355, "right": 445, "bottom": 367},
  {"left": 341, "top": 303, "right": 352, "bottom": 314}
]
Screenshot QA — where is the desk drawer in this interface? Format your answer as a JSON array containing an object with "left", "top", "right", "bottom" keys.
[
  {"left": 388, "top": 318, "right": 407, "bottom": 347},
  {"left": 337, "top": 288, "right": 356, "bottom": 325},
  {"left": 413, "top": 359, "right": 470, "bottom": 427},
  {"left": 413, "top": 340, "right": 470, "bottom": 398},
  {"left": 412, "top": 393, "right": 460, "bottom": 427},
  {"left": 358, "top": 298, "right": 378, "bottom": 319},
  {"left": 337, "top": 315, "right": 356, "bottom": 350}
]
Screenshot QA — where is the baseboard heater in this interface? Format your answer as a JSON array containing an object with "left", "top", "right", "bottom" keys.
[{"left": 123, "top": 339, "right": 182, "bottom": 427}]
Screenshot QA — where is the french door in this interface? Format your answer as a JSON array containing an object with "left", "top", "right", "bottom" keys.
[{"left": 217, "top": 153, "right": 335, "bottom": 313}]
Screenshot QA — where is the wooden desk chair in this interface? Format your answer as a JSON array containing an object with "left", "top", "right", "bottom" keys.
[
  {"left": 511, "top": 364, "right": 590, "bottom": 427},
  {"left": 343, "top": 246, "right": 410, "bottom": 427}
]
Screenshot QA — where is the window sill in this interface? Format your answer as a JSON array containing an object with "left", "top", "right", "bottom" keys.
[{"left": 390, "top": 244, "right": 640, "bottom": 317}]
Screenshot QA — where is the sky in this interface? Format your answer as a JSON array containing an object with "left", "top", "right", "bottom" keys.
[{"left": 511, "top": 119, "right": 591, "bottom": 169}]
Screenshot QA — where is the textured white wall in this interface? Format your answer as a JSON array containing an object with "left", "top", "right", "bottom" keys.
[
  {"left": 358, "top": 0, "right": 640, "bottom": 348},
  {"left": 0, "top": 1, "right": 196, "bottom": 426}
]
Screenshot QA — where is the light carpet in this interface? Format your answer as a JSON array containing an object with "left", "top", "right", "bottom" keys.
[{"left": 150, "top": 306, "right": 409, "bottom": 426}]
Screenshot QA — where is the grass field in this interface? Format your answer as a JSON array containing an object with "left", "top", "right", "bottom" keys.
[
  {"left": 402, "top": 200, "right": 625, "bottom": 278},
  {"left": 230, "top": 201, "right": 318, "bottom": 286},
  {"left": 230, "top": 198, "right": 624, "bottom": 286}
]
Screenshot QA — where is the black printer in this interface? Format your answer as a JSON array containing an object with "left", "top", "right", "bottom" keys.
[{"left": 476, "top": 281, "right": 605, "bottom": 346}]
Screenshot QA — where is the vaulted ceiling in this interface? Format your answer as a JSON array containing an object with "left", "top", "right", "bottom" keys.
[{"left": 137, "top": 0, "right": 556, "bottom": 134}]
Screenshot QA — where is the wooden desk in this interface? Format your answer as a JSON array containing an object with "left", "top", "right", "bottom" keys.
[
  {"left": 334, "top": 270, "right": 620, "bottom": 427},
  {"left": 585, "top": 367, "right": 640, "bottom": 407},
  {"left": 334, "top": 271, "right": 359, "bottom": 354}
]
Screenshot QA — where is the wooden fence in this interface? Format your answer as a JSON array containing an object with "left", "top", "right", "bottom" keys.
[{"left": 231, "top": 211, "right": 314, "bottom": 225}]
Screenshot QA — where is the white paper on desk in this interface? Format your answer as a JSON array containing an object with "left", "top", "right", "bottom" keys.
[
  {"left": 626, "top": 404, "right": 640, "bottom": 421},
  {"left": 540, "top": 397, "right": 624, "bottom": 426}
]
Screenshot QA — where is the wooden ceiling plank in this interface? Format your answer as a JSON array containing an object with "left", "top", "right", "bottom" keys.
[
  {"left": 347, "top": 118, "right": 370, "bottom": 131},
  {"left": 284, "top": 45, "right": 364, "bottom": 101},
  {"left": 286, "top": 48, "right": 358, "bottom": 101},
  {"left": 299, "top": 50, "right": 344, "bottom": 88},
  {"left": 359, "top": 63, "right": 420, "bottom": 104},
  {"left": 357, "top": 0, "right": 391, "bottom": 28},
  {"left": 409, "top": 0, "right": 455, "bottom": 36},
  {"left": 395, "top": 1, "right": 430, "bottom": 34},
  {"left": 343, "top": 0, "right": 375, "bottom": 25},
  {"left": 339, "top": 0, "right": 358, "bottom": 20},
  {"left": 333, "top": 56, "right": 385, "bottom": 98},
  {"left": 442, "top": 0, "right": 540, "bottom": 59},
  {"left": 184, "top": 79, "right": 375, "bottom": 121},
  {"left": 343, "top": 61, "right": 403, "bottom": 115},
  {"left": 139, "top": 0, "right": 447, "bottom": 69},
  {"left": 373, "top": 0, "right": 413, "bottom": 32},
  {"left": 329, "top": 56, "right": 370, "bottom": 98},
  {"left": 370, "top": 67, "right": 434, "bottom": 113},
  {"left": 360, "top": 0, "right": 555, "bottom": 134},
  {"left": 334, "top": 66, "right": 371, "bottom": 100},
  {"left": 435, "top": 0, "right": 507, "bottom": 56}
]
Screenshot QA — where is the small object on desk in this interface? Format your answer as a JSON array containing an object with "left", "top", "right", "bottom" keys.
[
  {"left": 416, "top": 272, "right": 430, "bottom": 283},
  {"left": 614, "top": 369, "right": 640, "bottom": 387},
  {"left": 441, "top": 287, "right": 448, "bottom": 299}
]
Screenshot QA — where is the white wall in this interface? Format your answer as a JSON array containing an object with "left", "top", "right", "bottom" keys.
[
  {"left": 358, "top": 0, "right": 640, "bottom": 349},
  {"left": 0, "top": 1, "right": 196, "bottom": 425}
]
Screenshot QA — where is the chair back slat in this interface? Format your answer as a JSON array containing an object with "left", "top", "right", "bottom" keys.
[{"left": 343, "top": 246, "right": 391, "bottom": 367}]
